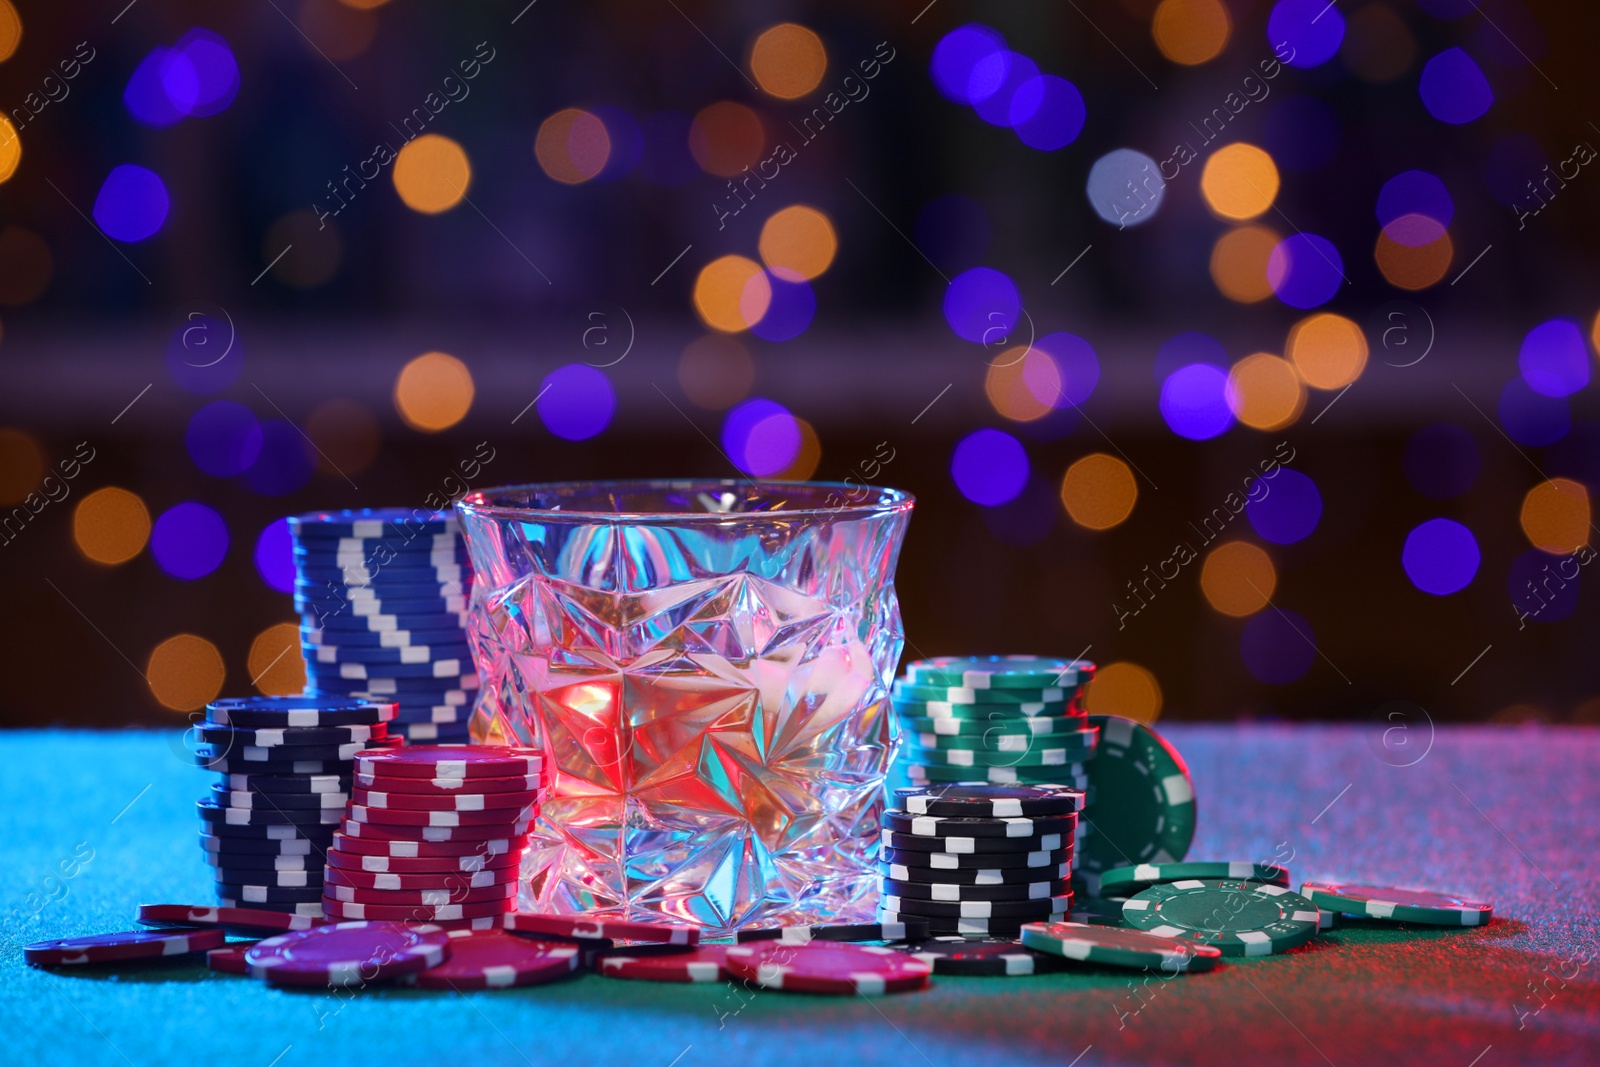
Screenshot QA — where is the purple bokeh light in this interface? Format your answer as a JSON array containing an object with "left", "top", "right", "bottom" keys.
[
  {"left": 1267, "top": 233, "right": 1344, "bottom": 309},
  {"left": 951, "top": 428, "right": 1028, "bottom": 506},
  {"left": 930, "top": 25, "right": 1007, "bottom": 106},
  {"left": 92, "top": 165, "right": 170, "bottom": 242},
  {"left": 1268, "top": 0, "right": 1346, "bottom": 69},
  {"left": 185, "top": 400, "right": 262, "bottom": 477},
  {"left": 982, "top": 476, "right": 1059, "bottom": 545},
  {"left": 1402, "top": 518, "right": 1480, "bottom": 595},
  {"left": 152, "top": 501, "right": 229, "bottom": 580},
  {"left": 1377, "top": 171, "right": 1453, "bottom": 245},
  {"left": 1240, "top": 609, "right": 1318, "bottom": 685},
  {"left": 1419, "top": 48, "right": 1493, "bottom": 125},
  {"left": 943, "top": 266, "right": 1020, "bottom": 345},
  {"left": 537, "top": 363, "right": 617, "bottom": 441},
  {"left": 972, "top": 51, "right": 1040, "bottom": 127},
  {"left": 1246, "top": 468, "right": 1322, "bottom": 544},
  {"left": 1036, "top": 332, "right": 1099, "bottom": 406},
  {"left": 1508, "top": 548, "right": 1579, "bottom": 624},
  {"left": 254, "top": 518, "right": 295, "bottom": 594},
  {"left": 245, "top": 421, "right": 315, "bottom": 496},
  {"left": 1159, "top": 364, "right": 1234, "bottom": 441},
  {"left": 1086, "top": 149, "right": 1165, "bottom": 227},
  {"left": 749, "top": 270, "right": 815, "bottom": 342},
  {"left": 165, "top": 315, "right": 244, "bottom": 394},
  {"left": 1404, "top": 423, "right": 1480, "bottom": 499},
  {"left": 722, "top": 398, "right": 800, "bottom": 477},
  {"left": 1518, "top": 319, "right": 1590, "bottom": 398},
  {"left": 593, "top": 106, "right": 643, "bottom": 181},
  {"left": 1009, "top": 75, "right": 1085, "bottom": 150},
  {"left": 916, "top": 194, "right": 991, "bottom": 275},
  {"left": 1261, "top": 96, "right": 1340, "bottom": 172},
  {"left": 124, "top": 48, "right": 189, "bottom": 127},
  {"left": 1154, "top": 331, "right": 1228, "bottom": 384},
  {"left": 1499, "top": 377, "right": 1570, "bottom": 446},
  {"left": 172, "top": 29, "right": 240, "bottom": 117}
]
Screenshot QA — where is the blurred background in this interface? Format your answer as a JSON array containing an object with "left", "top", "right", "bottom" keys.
[{"left": 0, "top": 0, "right": 1596, "bottom": 728}]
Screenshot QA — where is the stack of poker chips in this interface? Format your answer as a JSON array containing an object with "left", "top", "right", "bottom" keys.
[
  {"left": 289, "top": 508, "right": 478, "bottom": 745},
  {"left": 875, "top": 783, "right": 1084, "bottom": 938},
  {"left": 322, "top": 744, "right": 543, "bottom": 929},
  {"left": 193, "top": 695, "right": 401, "bottom": 916},
  {"left": 889, "top": 657, "right": 1098, "bottom": 798}
]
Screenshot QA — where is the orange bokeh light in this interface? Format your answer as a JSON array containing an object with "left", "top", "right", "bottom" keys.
[{"left": 689, "top": 102, "right": 765, "bottom": 178}]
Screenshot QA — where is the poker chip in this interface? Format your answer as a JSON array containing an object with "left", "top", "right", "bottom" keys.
[
  {"left": 330, "top": 832, "right": 527, "bottom": 857},
  {"left": 733, "top": 922, "right": 929, "bottom": 944},
  {"left": 220, "top": 773, "right": 352, "bottom": 794},
  {"left": 244, "top": 919, "right": 450, "bottom": 986},
  {"left": 199, "top": 833, "right": 321, "bottom": 856},
  {"left": 346, "top": 803, "right": 536, "bottom": 828},
  {"left": 1298, "top": 882, "right": 1493, "bottom": 926},
  {"left": 503, "top": 912, "right": 699, "bottom": 945},
  {"left": 1077, "top": 715, "right": 1195, "bottom": 874},
  {"left": 1098, "top": 862, "right": 1291, "bottom": 896},
  {"left": 907, "top": 725, "right": 1098, "bottom": 754},
  {"left": 322, "top": 898, "right": 512, "bottom": 921},
  {"left": 1122, "top": 879, "right": 1321, "bottom": 957},
  {"left": 879, "top": 861, "right": 1072, "bottom": 885},
  {"left": 895, "top": 784, "right": 1086, "bottom": 818},
  {"left": 195, "top": 754, "right": 360, "bottom": 776},
  {"left": 906, "top": 763, "right": 1090, "bottom": 786},
  {"left": 893, "top": 680, "right": 1070, "bottom": 704},
  {"left": 293, "top": 577, "right": 465, "bottom": 599},
  {"left": 206, "top": 942, "right": 257, "bottom": 975},
  {"left": 904, "top": 655, "right": 1095, "bottom": 690},
  {"left": 203, "top": 851, "right": 316, "bottom": 872},
  {"left": 1019, "top": 921, "right": 1223, "bottom": 972},
  {"left": 302, "top": 611, "right": 469, "bottom": 634},
  {"left": 881, "top": 894, "right": 1071, "bottom": 920},
  {"left": 212, "top": 868, "right": 319, "bottom": 889},
  {"left": 903, "top": 744, "right": 1090, "bottom": 769},
  {"left": 881, "top": 877, "right": 1071, "bottom": 902},
  {"left": 194, "top": 738, "right": 387, "bottom": 764},
  {"left": 324, "top": 865, "right": 515, "bottom": 891},
  {"left": 351, "top": 787, "right": 538, "bottom": 811},
  {"left": 198, "top": 819, "right": 337, "bottom": 840},
  {"left": 724, "top": 941, "right": 932, "bottom": 995},
  {"left": 338, "top": 818, "right": 532, "bottom": 842},
  {"left": 208, "top": 786, "right": 348, "bottom": 810},
  {"left": 195, "top": 723, "right": 387, "bottom": 747},
  {"left": 288, "top": 507, "right": 458, "bottom": 538},
  {"left": 24, "top": 927, "right": 226, "bottom": 967},
  {"left": 882, "top": 829, "right": 1067, "bottom": 854},
  {"left": 301, "top": 643, "right": 473, "bottom": 665},
  {"left": 598, "top": 944, "right": 729, "bottom": 983},
  {"left": 893, "top": 699, "right": 1077, "bottom": 720},
  {"left": 900, "top": 714, "right": 1086, "bottom": 737},
  {"left": 218, "top": 899, "right": 325, "bottom": 918},
  {"left": 315, "top": 678, "right": 478, "bottom": 700},
  {"left": 196, "top": 800, "right": 342, "bottom": 827},
  {"left": 879, "top": 846, "right": 1070, "bottom": 869},
  {"left": 326, "top": 848, "right": 520, "bottom": 873},
  {"left": 1066, "top": 896, "right": 1133, "bottom": 927},
  {"left": 306, "top": 658, "right": 472, "bottom": 681},
  {"left": 324, "top": 882, "right": 517, "bottom": 905},
  {"left": 356, "top": 744, "right": 543, "bottom": 779},
  {"left": 215, "top": 883, "right": 326, "bottom": 904},
  {"left": 354, "top": 772, "right": 541, "bottom": 794},
  {"left": 881, "top": 811, "right": 1076, "bottom": 839},
  {"left": 206, "top": 696, "right": 397, "bottom": 728},
  {"left": 407, "top": 930, "right": 578, "bottom": 989},
  {"left": 896, "top": 935, "right": 1068, "bottom": 976},
  {"left": 875, "top": 909, "right": 1034, "bottom": 937},
  {"left": 389, "top": 722, "right": 474, "bottom": 742},
  {"left": 303, "top": 627, "right": 471, "bottom": 649}
]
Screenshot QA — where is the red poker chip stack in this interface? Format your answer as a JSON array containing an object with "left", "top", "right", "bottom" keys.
[{"left": 320, "top": 745, "right": 544, "bottom": 928}]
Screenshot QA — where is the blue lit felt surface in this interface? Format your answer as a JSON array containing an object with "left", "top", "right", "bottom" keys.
[{"left": 2, "top": 726, "right": 1598, "bottom": 1067}]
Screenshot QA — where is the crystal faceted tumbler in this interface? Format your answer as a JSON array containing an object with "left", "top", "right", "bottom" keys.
[{"left": 455, "top": 480, "right": 913, "bottom": 933}]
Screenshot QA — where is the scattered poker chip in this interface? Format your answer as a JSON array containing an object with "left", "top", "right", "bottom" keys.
[
  {"left": 1077, "top": 715, "right": 1195, "bottom": 874},
  {"left": 346, "top": 803, "right": 536, "bottom": 828},
  {"left": 893, "top": 699, "right": 1077, "bottom": 720},
  {"left": 354, "top": 772, "right": 541, "bottom": 795},
  {"left": 1066, "top": 897, "right": 1132, "bottom": 927},
  {"left": 881, "top": 877, "right": 1071, "bottom": 902},
  {"left": 351, "top": 787, "right": 538, "bottom": 812},
  {"left": 198, "top": 832, "right": 321, "bottom": 856},
  {"left": 1298, "top": 882, "right": 1493, "bottom": 926},
  {"left": 208, "top": 786, "right": 348, "bottom": 810},
  {"left": 206, "top": 942, "right": 258, "bottom": 975},
  {"left": 215, "top": 882, "right": 326, "bottom": 904},
  {"left": 882, "top": 894, "right": 1071, "bottom": 921},
  {"left": 325, "top": 865, "right": 515, "bottom": 891},
  {"left": 196, "top": 800, "right": 343, "bottom": 827},
  {"left": 327, "top": 848, "right": 520, "bottom": 874},
  {"left": 896, "top": 935, "right": 1068, "bottom": 976},
  {"left": 356, "top": 744, "right": 544, "bottom": 780},
  {"left": 896, "top": 784, "right": 1086, "bottom": 818},
  {"left": 330, "top": 832, "right": 527, "bottom": 858},
  {"left": 220, "top": 773, "right": 353, "bottom": 794},
  {"left": 301, "top": 643, "right": 473, "bottom": 665},
  {"left": 1020, "top": 921, "right": 1223, "bottom": 972},
  {"left": 322, "top": 898, "right": 512, "bottom": 922},
  {"left": 882, "top": 811, "right": 1076, "bottom": 839},
  {"left": 407, "top": 930, "right": 578, "bottom": 989},
  {"left": 733, "top": 921, "right": 929, "bottom": 944},
  {"left": 598, "top": 944, "right": 729, "bottom": 983},
  {"left": 1098, "top": 862, "right": 1291, "bottom": 896},
  {"left": 324, "top": 882, "right": 516, "bottom": 906},
  {"left": 195, "top": 723, "right": 387, "bottom": 747},
  {"left": 206, "top": 696, "right": 398, "bottom": 728},
  {"left": 882, "top": 830, "right": 1067, "bottom": 854},
  {"left": 724, "top": 941, "right": 932, "bottom": 995},
  {"left": 503, "top": 912, "right": 699, "bottom": 945},
  {"left": 338, "top": 818, "right": 532, "bottom": 842},
  {"left": 904, "top": 655, "right": 1095, "bottom": 690},
  {"left": 303, "top": 627, "right": 471, "bottom": 649},
  {"left": 245, "top": 918, "right": 450, "bottom": 986},
  {"left": 906, "top": 763, "right": 1090, "bottom": 786},
  {"left": 212, "top": 868, "right": 319, "bottom": 889},
  {"left": 1122, "top": 879, "right": 1321, "bottom": 957},
  {"left": 217, "top": 899, "right": 326, "bottom": 918},
  {"left": 879, "top": 846, "right": 1070, "bottom": 870},
  {"left": 879, "top": 861, "right": 1072, "bottom": 885},
  {"left": 24, "top": 928, "right": 226, "bottom": 967},
  {"left": 1319, "top": 909, "right": 1342, "bottom": 930},
  {"left": 288, "top": 507, "right": 457, "bottom": 538},
  {"left": 893, "top": 680, "right": 1070, "bottom": 704}
]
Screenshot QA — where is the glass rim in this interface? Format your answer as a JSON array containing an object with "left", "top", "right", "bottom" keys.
[{"left": 455, "top": 479, "right": 913, "bottom": 523}]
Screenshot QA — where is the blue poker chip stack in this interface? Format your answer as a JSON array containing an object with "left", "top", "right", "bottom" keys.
[{"left": 289, "top": 507, "right": 479, "bottom": 744}]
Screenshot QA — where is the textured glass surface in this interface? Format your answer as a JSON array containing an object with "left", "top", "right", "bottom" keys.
[{"left": 456, "top": 480, "right": 912, "bottom": 934}]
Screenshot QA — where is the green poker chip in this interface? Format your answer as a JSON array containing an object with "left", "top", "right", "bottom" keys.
[
  {"left": 903, "top": 725, "right": 1099, "bottom": 759},
  {"left": 1121, "top": 879, "right": 1321, "bottom": 957},
  {"left": 892, "top": 699, "right": 1078, "bottom": 720},
  {"left": 905, "top": 762, "right": 1090, "bottom": 786},
  {"left": 1098, "top": 862, "right": 1290, "bottom": 896},
  {"left": 1298, "top": 882, "right": 1493, "bottom": 926},
  {"left": 903, "top": 744, "right": 1090, "bottom": 769},
  {"left": 1077, "top": 715, "right": 1195, "bottom": 873},
  {"left": 1019, "top": 920, "right": 1220, "bottom": 972},
  {"left": 893, "top": 680, "right": 1075, "bottom": 704},
  {"left": 904, "top": 656, "right": 1096, "bottom": 690},
  {"left": 899, "top": 714, "right": 1087, "bottom": 737}
]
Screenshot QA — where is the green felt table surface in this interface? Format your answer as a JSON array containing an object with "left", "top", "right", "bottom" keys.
[{"left": 3, "top": 725, "right": 1598, "bottom": 1067}]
